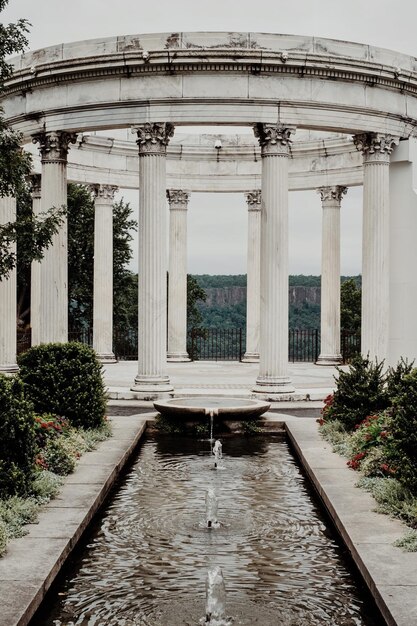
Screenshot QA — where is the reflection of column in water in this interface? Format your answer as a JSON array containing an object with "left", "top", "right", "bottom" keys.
[
  {"left": 205, "top": 566, "right": 226, "bottom": 623},
  {"left": 206, "top": 487, "right": 219, "bottom": 528}
]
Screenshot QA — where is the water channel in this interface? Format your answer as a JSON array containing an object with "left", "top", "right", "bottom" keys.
[{"left": 33, "top": 434, "right": 382, "bottom": 626}]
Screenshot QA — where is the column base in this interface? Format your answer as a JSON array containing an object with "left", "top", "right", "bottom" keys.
[
  {"left": 316, "top": 354, "right": 343, "bottom": 366},
  {"left": 0, "top": 363, "right": 19, "bottom": 375},
  {"left": 252, "top": 375, "right": 295, "bottom": 399},
  {"left": 131, "top": 375, "right": 174, "bottom": 400},
  {"left": 167, "top": 352, "right": 191, "bottom": 363},
  {"left": 242, "top": 352, "right": 260, "bottom": 363},
  {"left": 97, "top": 352, "right": 117, "bottom": 364}
]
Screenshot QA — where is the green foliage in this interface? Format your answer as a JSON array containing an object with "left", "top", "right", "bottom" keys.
[
  {"left": 389, "top": 369, "right": 417, "bottom": 495},
  {"left": 43, "top": 438, "right": 76, "bottom": 476},
  {"left": 386, "top": 357, "right": 415, "bottom": 400},
  {"left": 31, "top": 470, "right": 63, "bottom": 502},
  {"left": 18, "top": 342, "right": 107, "bottom": 429},
  {"left": 394, "top": 530, "right": 417, "bottom": 552},
  {"left": 0, "top": 520, "right": 7, "bottom": 556},
  {"left": 241, "top": 420, "right": 262, "bottom": 434},
  {"left": 154, "top": 414, "right": 187, "bottom": 434},
  {"left": 340, "top": 278, "right": 362, "bottom": 333},
  {"left": 67, "top": 184, "right": 138, "bottom": 334},
  {"left": 187, "top": 274, "right": 207, "bottom": 329},
  {"left": 0, "top": 375, "right": 36, "bottom": 498},
  {"left": 318, "top": 419, "right": 351, "bottom": 456},
  {"left": 323, "top": 355, "right": 388, "bottom": 431},
  {"left": 0, "top": 496, "right": 38, "bottom": 538}
]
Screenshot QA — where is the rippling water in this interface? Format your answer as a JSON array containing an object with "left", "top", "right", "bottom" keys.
[{"left": 33, "top": 435, "right": 381, "bottom": 626}]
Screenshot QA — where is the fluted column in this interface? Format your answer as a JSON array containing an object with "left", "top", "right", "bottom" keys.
[
  {"left": 92, "top": 184, "right": 118, "bottom": 363},
  {"left": 30, "top": 175, "right": 42, "bottom": 346},
  {"left": 253, "top": 124, "right": 295, "bottom": 396},
  {"left": 354, "top": 133, "right": 399, "bottom": 362},
  {"left": 242, "top": 190, "right": 261, "bottom": 363},
  {"left": 316, "top": 186, "right": 346, "bottom": 366},
  {"left": 0, "top": 196, "right": 18, "bottom": 373},
  {"left": 131, "top": 122, "right": 174, "bottom": 396},
  {"left": 32, "top": 131, "right": 76, "bottom": 343},
  {"left": 167, "top": 189, "right": 190, "bottom": 362}
]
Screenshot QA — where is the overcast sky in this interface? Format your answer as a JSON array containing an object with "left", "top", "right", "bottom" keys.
[{"left": 3, "top": 0, "right": 415, "bottom": 275}]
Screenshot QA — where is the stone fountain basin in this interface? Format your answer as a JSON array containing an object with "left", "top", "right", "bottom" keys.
[{"left": 153, "top": 397, "right": 270, "bottom": 419}]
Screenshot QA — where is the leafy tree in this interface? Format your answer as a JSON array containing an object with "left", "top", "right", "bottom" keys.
[
  {"left": 187, "top": 274, "right": 207, "bottom": 329},
  {"left": 0, "top": 1, "right": 65, "bottom": 280},
  {"left": 67, "top": 184, "right": 138, "bottom": 334},
  {"left": 341, "top": 278, "right": 361, "bottom": 332}
]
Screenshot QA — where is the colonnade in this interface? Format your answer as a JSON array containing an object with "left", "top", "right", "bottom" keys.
[{"left": 0, "top": 124, "right": 409, "bottom": 398}]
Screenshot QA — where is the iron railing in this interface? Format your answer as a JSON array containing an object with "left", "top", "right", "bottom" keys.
[
  {"left": 15, "top": 326, "right": 361, "bottom": 364},
  {"left": 188, "top": 328, "right": 244, "bottom": 361},
  {"left": 289, "top": 329, "right": 320, "bottom": 363}
]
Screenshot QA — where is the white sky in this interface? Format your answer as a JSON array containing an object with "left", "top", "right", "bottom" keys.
[{"left": 3, "top": 0, "right": 414, "bottom": 275}]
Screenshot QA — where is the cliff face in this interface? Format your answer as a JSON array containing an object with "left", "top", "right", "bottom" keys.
[{"left": 201, "top": 286, "right": 321, "bottom": 307}]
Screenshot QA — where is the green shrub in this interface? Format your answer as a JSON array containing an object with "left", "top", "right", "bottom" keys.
[
  {"left": 319, "top": 419, "right": 351, "bottom": 456},
  {"left": 0, "top": 496, "right": 39, "bottom": 538},
  {"left": 80, "top": 420, "right": 112, "bottom": 450},
  {"left": 394, "top": 530, "right": 417, "bottom": 552},
  {"left": 385, "top": 358, "right": 414, "bottom": 400},
  {"left": 0, "top": 521, "right": 7, "bottom": 556},
  {"left": 0, "top": 375, "right": 36, "bottom": 498},
  {"left": 389, "top": 369, "right": 417, "bottom": 495},
  {"left": 31, "top": 470, "right": 63, "bottom": 502},
  {"left": 43, "top": 438, "right": 77, "bottom": 476},
  {"left": 323, "top": 355, "right": 388, "bottom": 431},
  {"left": 18, "top": 342, "right": 106, "bottom": 429}
]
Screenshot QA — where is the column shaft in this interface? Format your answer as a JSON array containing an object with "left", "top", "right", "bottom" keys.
[
  {"left": 30, "top": 175, "right": 41, "bottom": 346},
  {"left": 253, "top": 124, "right": 295, "bottom": 396},
  {"left": 316, "top": 186, "right": 346, "bottom": 365},
  {"left": 0, "top": 196, "right": 18, "bottom": 373},
  {"left": 32, "top": 131, "right": 76, "bottom": 344},
  {"left": 93, "top": 185, "right": 118, "bottom": 362},
  {"left": 354, "top": 133, "right": 399, "bottom": 362},
  {"left": 132, "top": 122, "right": 174, "bottom": 396},
  {"left": 167, "top": 190, "right": 190, "bottom": 362},
  {"left": 243, "top": 190, "right": 261, "bottom": 362}
]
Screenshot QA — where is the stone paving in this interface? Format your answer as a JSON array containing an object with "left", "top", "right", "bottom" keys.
[{"left": 104, "top": 360, "right": 342, "bottom": 401}]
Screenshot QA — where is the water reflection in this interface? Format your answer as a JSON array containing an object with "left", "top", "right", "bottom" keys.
[{"left": 34, "top": 436, "right": 381, "bottom": 626}]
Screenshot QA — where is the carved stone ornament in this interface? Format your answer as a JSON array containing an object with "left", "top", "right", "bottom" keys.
[
  {"left": 91, "top": 184, "right": 118, "bottom": 202},
  {"left": 245, "top": 190, "right": 262, "bottom": 209},
  {"left": 133, "top": 122, "right": 175, "bottom": 155},
  {"left": 32, "top": 131, "right": 77, "bottom": 162},
  {"left": 166, "top": 189, "right": 190, "bottom": 208},
  {"left": 317, "top": 186, "right": 347, "bottom": 203},
  {"left": 353, "top": 133, "right": 400, "bottom": 162},
  {"left": 253, "top": 123, "right": 296, "bottom": 155}
]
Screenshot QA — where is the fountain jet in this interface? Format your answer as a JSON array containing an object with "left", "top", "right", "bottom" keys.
[
  {"left": 206, "top": 487, "right": 219, "bottom": 528},
  {"left": 205, "top": 566, "right": 227, "bottom": 625},
  {"left": 212, "top": 439, "right": 222, "bottom": 469}
]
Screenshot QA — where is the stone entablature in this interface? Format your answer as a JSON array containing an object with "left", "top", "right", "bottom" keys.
[{"left": 3, "top": 32, "right": 417, "bottom": 139}]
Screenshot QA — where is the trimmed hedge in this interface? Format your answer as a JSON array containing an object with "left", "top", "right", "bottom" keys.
[
  {"left": 390, "top": 369, "right": 417, "bottom": 495},
  {"left": 0, "top": 375, "right": 36, "bottom": 498},
  {"left": 18, "top": 342, "right": 106, "bottom": 429}
]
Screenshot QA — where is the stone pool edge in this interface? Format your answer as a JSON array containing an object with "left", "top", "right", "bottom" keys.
[
  {"left": 0, "top": 412, "right": 415, "bottom": 626},
  {"left": 286, "top": 417, "right": 417, "bottom": 626}
]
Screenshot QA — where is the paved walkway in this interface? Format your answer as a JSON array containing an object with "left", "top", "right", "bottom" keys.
[{"left": 104, "top": 360, "right": 343, "bottom": 401}]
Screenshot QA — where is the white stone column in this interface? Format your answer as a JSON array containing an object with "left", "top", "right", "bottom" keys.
[
  {"left": 253, "top": 124, "right": 295, "bottom": 396},
  {"left": 316, "top": 185, "right": 346, "bottom": 366},
  {"left": 167, "top": 189, "right": 190, "bottom": 362},
  {"left": 30, "top": 175, "right": 42, "bottom": 346},
  {"left": 131, "top": 122, "right": 174, "bottom": 396},
  {"left": 32, "top": 131, "right": 76, "bottom": 344},
  {"left": 0, "top": 196, "right": 18, "bottom": 373},
  {"left": 354, "top": 133, "right": 399, "bottom": 363},
  {"left": 242, "top": 190, "right": 261, "bottom": 363},
  {"left": 92, "top": 184, "right": 118, "bottom": 363}
]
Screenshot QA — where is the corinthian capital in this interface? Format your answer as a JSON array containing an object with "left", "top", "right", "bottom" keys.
[
  {"left": 245, "top": 190, "right": 262, "bottom": 210},
  {"left": 253, "top": 123, "right": 296, "bottom": 156},
  {"left": 32, "top": 131, "right": 77, "bottom": 163},
  {"left": 91, "top": 184, "right": 118, "bottom": 202},
  {"left": 353, "top": 133, "right": 400, "bottom": 163},
  {"left": 133, "top": 122, "right": 175, "bottom": 155},
  {"left": 166, "top": 189, "right": 190, "bottom": 209},
  {"left": 317, "top": 186, "right": 347, "bottom": 203}
]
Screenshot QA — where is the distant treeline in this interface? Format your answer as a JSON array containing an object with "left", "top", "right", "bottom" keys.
[{"left": 191, "top": 274, "right": 361, "bottom": 330}]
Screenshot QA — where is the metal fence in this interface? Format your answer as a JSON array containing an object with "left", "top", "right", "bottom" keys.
[
  {"left": 16, "top": 326, "right": 361, "bottom": 364},
  {"left": 188, "top": 328, "right": 244, "bottom": 361}
]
